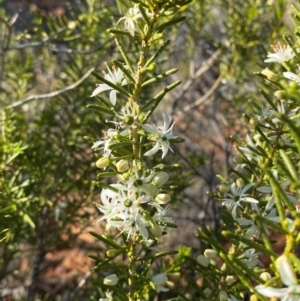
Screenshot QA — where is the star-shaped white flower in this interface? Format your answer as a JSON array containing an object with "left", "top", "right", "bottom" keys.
[
  {"left": 255, "top": 255, "right": 300, "bottom": 301},
  {"left": 264, "top": 43, "right": 295, "bottom": 63},
  {"left": 222, "top": 183, "right": 258, "bottom": 220},
  {"left": 117, "top": 4, "right": 143, "bottom": 36},
  {"left": 143, "top": 113, "right": 177, "bottom": 159},
  {"left": 151, "top": 273, "right": 169, "bottom": 292},
  {"left": 91, "top": 65, "right": 127, "bottom": 105}
]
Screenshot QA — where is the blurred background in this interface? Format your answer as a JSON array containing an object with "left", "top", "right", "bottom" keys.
[{"left": 0, "top": 0, "right": 295, "bottom": 300}]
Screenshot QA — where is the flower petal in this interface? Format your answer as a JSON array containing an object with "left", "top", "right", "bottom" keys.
[
  {"left": 277, "top": 255, "right": 297, "bottom": 286},
  {"left": 144, "top": 142, "right": 160, "bottom": 157},
  {"left": 109, "top": 90, "right": 117, "bottom": 105},
  {"left": 255, "top": 285, "right": 287, "bottom": 298},
  {"left": 91, "top": 84, "right": 111, "bottom": 97}
]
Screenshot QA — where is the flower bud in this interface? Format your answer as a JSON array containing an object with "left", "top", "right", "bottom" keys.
[
  {"left": 116, "top": 159, "right": 129, "bottom": 172},
  {"left": 146, "top": 63, "right": 157, "bottom": 72},
  {"left": 219, "top": 290, "right": 228, "bottom": 301},
  {"left": 219, "top": 184, "right": 229, "bottom": 193},
  {"left": 274, "top": 90, "right": 287, "bottom": 100},
  {"left": 253, "top": 134, "right": 261, "bottom": 142},
  {"left": 249, "top": 117, "right": 258, "bottom": 126},
  {"left": 96, "top": 157, "right": 110, "bottom": 168},
  {"left": 225, "top": 275, "right": 235, "bottom": 285},
  {"left": 106, "top": 249, "right": 120, "bottom": 257},
  {"left": 260, "top": 272, "right": 271, "bottom": 282},
  {"left": 236, "top": 178, "right": 244, "bottom": 188},
  {"left": 104, "top": 274, "right": 118, "bottom": 286},
  {"left": 155, "top": 193, "right": 171, "bottom": 204},
  {"left": 196, "top": 255, "right": 210, "bottom": 267},
  {"left": 153, "top": 172, "right": 169, "bottom": 187},
  {"left": 119, "top": 172, "right": 130, "bottom": 181},
  {"left": 138, "top": 113, "right": 146, "bottom": 123},
  {"left": 150, "top": 223, "right": 162, "bottom": 238},
  {"left": 261, "top": 68, "right": 279, "bottom": 81},
  {"left": 233, "top": 156, "right": 244, "bottom": 164},
  {"left": 147, "top": 184, "right": 158, "bottom": 197},
  {"left": 204, "top": 249, "right": 218, "bottom": 259},
  {"left": 203, "top": 288, "right": 212, "bottom": 297},
  {"left": 250, "top": 295, "right": 258, "bottom": 301},
  {"left": 124, "top": 115, "right": 134, "bottom": 125}
]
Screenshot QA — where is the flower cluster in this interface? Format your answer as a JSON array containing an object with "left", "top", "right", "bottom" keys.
[
  {"left": 214, "top": 40, "right": 300, "bottom": 301},
  {"left": 90, "top": 38, "right": 179, "bottom": 240}
]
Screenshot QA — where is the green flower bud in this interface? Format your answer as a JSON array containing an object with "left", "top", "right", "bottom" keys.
[
  {"left": 260, "top": 272, "right": 271, "bottom": 282},
  {"left": 250, "top": 295, "right": 258, "bottom": 301},
  {"left": 153, "top": 172, "right": 169, "bottom": 187},
  {"left": 253, "top": 134, "right": 261, "bottom": 142},
  {"left": 219, "top": 184, "right": 229, "bottom": 193},
  {"left": 150, "top": 224, "right": 162, "bottom": 238},
  {"left": 225, "top": 275, "right": 235, "bottom": 285},
  {"left": 138, "top": 113, "right": 146, "bottom": 123},
  {"left": 249, "top": 117, "right": 258, "bottom": 126},
  {"left": 116, "top": 159, "right": 129, "bottom": 172},
  {"left": 274, "top": 90, "right": 287, "bottom": 100},
  {"left": 219, "top": 290, "right": 228, "bottom": 301},
  {"left": 233, "top": 156, "right": 244, "bottom": 164},
  {"left": 96, "top": 157, "right": 110, "bottom": 168},
  {"left": 261, "top": 68, "right": 279, "bottom": 81},
  {"left": 204, "top": 249, "right": 218, "bottom": 259},
  {"left": 106, "top": 249, "right": 120, "bottom": 257},
  {"left": 104, "top": 274, "right": 118, "bottom": 286},
  {"left": 124, "top": 115, "right": 134, "bottom": 125},
  {"left": 236, "top": 178, "right": 244, "bottom": 188},
  {"left": 146, "top": 63, "right": 157, "bottom": 72},
  {"left": 147, "top": 184, "right": 158, "bottom": 197},
  {"left": 203, "top": 288, "right": 212, "bottom": 297},
  {"left": 155, "top": 193, "right": 171, "bottom": 204},
  {"left": 196, "top": 255, "right": 210, "bottom": 267}
]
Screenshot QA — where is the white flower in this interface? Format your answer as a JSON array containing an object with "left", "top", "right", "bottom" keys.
[
  {"left": 264, "top": 43, "right": 295, "bottom": 63},
  {"left": 255, "top": 255, "right": 300, "bottom": 301},
  {"left": 151, "top": 273, "right": 169, "bottom": 292},
  {"left": 98, "top": 183, "right": 150, "bottom": 239},
  {"left": 91, "top": 65, "right": 127, "bottom": 105},
  {"left": 222, "top": 183, "right": 258, "bottom": 219},
  {"left": 283, "top": 71, "right": 300, "bottom": 85},
  {"left": 104, "top": 274, "right": 118, "bottom": 286},
  {"left": 117, "top": 5, "right": 143, "bottom": 36},
  {"left": 239, "top": 249, "right": 261, "bottom": 269},
  {"left": 143, "top": 113, "right": 177, "bottom": 159},
  {"left": 99, "top": 291, "right": 113, "bottom": 301}
]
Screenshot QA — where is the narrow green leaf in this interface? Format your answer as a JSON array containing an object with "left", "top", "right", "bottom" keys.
[
  {"left": 107, "top": 28, "right": 132, "bottom": 37},
  {"left": 281, "top": 115, "right": 300, "bottom": 153},
  {"left": 86, "top": 104, "right": 114, "bottom": 115},
  {"left": 142, "top": 250, "right": 178, "bottom": 260},
  {"left": 141, "top": 68, "right": 178, "bottom": 87},
  {"left": 155, "top": 16, "right": 186, "bottom": 33},
  {"left": 89, "top": 231, "right": 122, "bottom": 249},
  {"left": 145, "top": 40, "right": 170, "bottom": 68},
  {"left": 259, "top": 89, "right": 277, "bottom": 110},
  {"left": 142, "top": 81, "right": 181, "bottom": 120},
  {"left": 97, "top": 172, "right": 117, "bottom": 179},
  {"left": 279, "top": 149, "right": 298, "bottom": 181},
  {"left": 114, "top": 38, "right": 135, "bottom": 74}
]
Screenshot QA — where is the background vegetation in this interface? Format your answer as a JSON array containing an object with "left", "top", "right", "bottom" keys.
[{"left": 0, "top": 0, "right": 295, "bottom": 300}]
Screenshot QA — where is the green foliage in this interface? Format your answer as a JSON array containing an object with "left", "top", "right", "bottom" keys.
[{"left": 0, "top": 0, "right": 298, "bottom": 300}]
